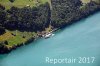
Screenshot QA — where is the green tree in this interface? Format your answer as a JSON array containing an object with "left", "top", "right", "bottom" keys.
[{"left": 9, "top": 0, "right": 15, "bottom": 3}]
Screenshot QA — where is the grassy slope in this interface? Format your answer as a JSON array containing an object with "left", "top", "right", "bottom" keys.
[
  {"left": 0, "top": 0, "right": 99, "bottom": 50},
  {"left": 81, "top": 0, "right": 91, "bottom": 3},
  {"left": 0, "top": 30, "right": 37, "bottom": 47},
  {"left": 81, "top": 0, "right": 100, "bottom": 4},
  {"left": 0, "top": 0, "right": 49, "bottom": 48},
  {"left": 0, "top": 0, "right": 49, "bottom": 9}
]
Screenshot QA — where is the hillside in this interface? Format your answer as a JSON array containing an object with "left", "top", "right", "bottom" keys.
[
  {"left": 0, "top": 0, "right": 100, "bottom": 54},
  {"left": 81, "top": 0, "right": 100, "bottom": 3},
  {"left": 0, "top": 0, "right": 49, "bottom": 9},
  {"left": 51, "top": 0, "right": 100, "bottom": 28},
  {"left": 0, "top": 0, "right": 51, "bottom": 53}
]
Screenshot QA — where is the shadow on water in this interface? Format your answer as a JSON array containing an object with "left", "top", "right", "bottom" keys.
[
  {"left": 57, "top": 11, "right": 100, "bottom": 34},
  {"left": 56, "top": 18, "right": 87, "bottom": 35},
  {"left": 0, "top": 11, "right": 100, "bottom": 66},
  {"left": 0, "top": 54, "right": 8, "bottom": 66},
  {"left": 0, "top": 37, "right": 43, "bottom": 65}
]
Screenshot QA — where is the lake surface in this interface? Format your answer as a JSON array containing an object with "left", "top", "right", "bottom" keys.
[{"left": 0, "top": 12, "right": 100, "bottom": 66}]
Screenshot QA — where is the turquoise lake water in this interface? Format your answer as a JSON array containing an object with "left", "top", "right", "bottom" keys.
[{"left": 0, "top": 12, "right": 100, "bottom": 66}]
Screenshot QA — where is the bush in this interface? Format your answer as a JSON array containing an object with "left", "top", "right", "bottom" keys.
[{"left": 9, "top": 0, "right": 15, "bottom": 3}]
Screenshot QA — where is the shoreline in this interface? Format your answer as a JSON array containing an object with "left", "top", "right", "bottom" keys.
[
  {"left": 0, "top": 7, "right": 100, "bottom": 54},
  {"left": 0, "top": 27, "right": 57, "bottom": 54}
]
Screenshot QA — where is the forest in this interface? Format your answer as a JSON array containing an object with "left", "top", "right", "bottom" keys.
[
  {"left": 0, "top": 2, "right": 50, "bottom": 32},
  {"left": 0, "top": 0, "right": 100, "bottom": 34},
  {"left": 0, "top": 0, "right": 100, "bottom": 53},
  {"left": 51, "top": 0, "right": 100, "bottom": 28}
]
